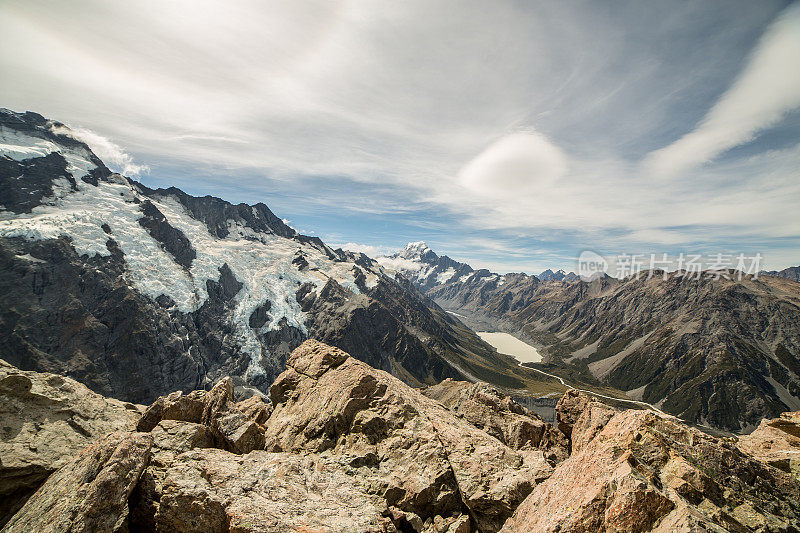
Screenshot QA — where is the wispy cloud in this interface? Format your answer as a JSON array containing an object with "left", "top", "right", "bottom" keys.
[
  {"left": 643, "top": 2, "right": 800, "bottom": 177},
  {"left": 1, "top": 0, "right": 797, "bottom": 271},
  {"left": 51, "top": 125, "right": 150, "bottom": 176}
]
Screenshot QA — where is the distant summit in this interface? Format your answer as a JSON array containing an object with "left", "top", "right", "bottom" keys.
[
  {"left": 378, "top": 242, "right": 475, "bottom": 291},
  {"left": 538, "top": 268, "right": 579, "bottom": 282},
  {"left": 762, "top": 265, "right": 800, "bottom": 282}
]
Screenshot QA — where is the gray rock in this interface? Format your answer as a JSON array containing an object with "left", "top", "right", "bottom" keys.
[
  {"left": 3, "top": 431, "right": 152, "bottom": 533},
  {"left": 0, "top": 360, "right": 141, "bottom": 525}
]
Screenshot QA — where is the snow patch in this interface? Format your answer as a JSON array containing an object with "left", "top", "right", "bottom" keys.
[
  {"left": 0, "top": 126, "right": 98, "bottom": 179},
  {"left": 436, "top": 267, "right": 456, "bottom": 284},
  {"left": 1, "top": 165, "right": 377, "bottom": 379}
]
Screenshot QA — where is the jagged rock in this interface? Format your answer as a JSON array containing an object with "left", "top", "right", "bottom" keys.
[
  {"left": 3, "top": 431, "right": 152, "bottom": 533},
  {"left": 555, "top": 389, "right": 618, "bottom": 454},
  {"left": 265, "top": 340, "right": 551, "bottom": 532},
  {"left": 235, "top": 394, "right": 272, "bottom": 425},
  {"left": 501, "top": 407, "right": 800, "bottom": 532},
  {"left": 738, "top": 410, "right": 800, "bottom": 479},
  {"left": 210, "top": 408, "right": 265, "bottom": 454},
  {"left": 200, "top": 377, "right": 233, "bottom": 425},
  {"left": 136, "top": 377, "right": 264, "bottom": 454},
  {"left": 0, "top": 359, "right": 142, "bottom": 525},
  {"left": 154, "top": 448, "right": 396, "bottom": 532},
  {"left": 149, "top": 420, "right": 216, "bottom": 468},
  {"left": 423, "top": 378, "right": 569, "bottom": 463},
  {"left": 127, "top": 421, "right": 216, "bottom": 531}
]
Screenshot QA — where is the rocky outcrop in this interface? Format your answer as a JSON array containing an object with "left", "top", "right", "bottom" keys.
[
  {"left": 501, "top": 405, "right": 800, "bottom": 532},
  {"left": 265, "top": 340, "right": 551, "bottom": 532},
  {"left": 155, "top": 449, "right": 396, "bottom": 532},
  {"left": 738, "top": 410, "right": 800, "bottom": 479},
  {"left": 422, "top": 379, "right": 568, "bottom": 463},
  {"left": 137, "top": 377, "right": 264, "bottom": 454},
  {"left": 4, "top": 431, "right": 153, "bottom": 533},
  {"left": 555, "top": 389, "right": 618, "bottom": 454},
  {"left": 5, "top": 341, "right": 800, "bottom": 532},
  {"left": 0, "top": 359, "right": 142, "bottom": 525}
]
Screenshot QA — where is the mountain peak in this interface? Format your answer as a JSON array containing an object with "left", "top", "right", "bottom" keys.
[{"left": 398, "top": 241, "right": 434, "bottom": 260}]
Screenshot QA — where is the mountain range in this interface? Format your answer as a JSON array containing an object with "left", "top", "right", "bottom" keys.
[
  {"left": 0, "top": 109, "right": 548, "bottom": 405},
  {"left": 2, "top": 107, "right": 799, "bottom": 435},
  {"left": 387, "top": 241, "right": 800, "bottom": 432}
]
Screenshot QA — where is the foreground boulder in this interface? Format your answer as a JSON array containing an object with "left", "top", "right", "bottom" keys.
[
  {"left": 738, "top": 410, "right": 800, "bottom": 479},
  {"left": 265, "top": 340, "right": 551, "bottom": 532},
  {"left": 422, "top": 379, "right": 568, "bottom": 463},
  {"left": 555, "top": 388, "right": 618, "bottom": 454},
  {"left": 501, "top": 407, "right": 800, "bottom": 532},
  {"left": 155, "top": 449, "right": 396, "bottom": 532},
  {"left": 0, "top": 359, "right": 142, "bottom": 524},
  {"left": 136, "top": 377, "right": 265, "bottom": 454},
  {"left": 3, "top": 432, "right": 152, "bottom": 533}
]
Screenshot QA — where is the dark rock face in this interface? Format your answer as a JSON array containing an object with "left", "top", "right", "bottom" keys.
[
  {"left": 0, "top": 152, "right": 75, "bottom": 214},
  {"left": 763, "top": 265, "right": 800, "bottom": 282},
  {"left": 137, "top": 200, "right": 196, "bottom": 270},
  {"left": 134, "top": 182, "right": 297, "bottom": 240}
]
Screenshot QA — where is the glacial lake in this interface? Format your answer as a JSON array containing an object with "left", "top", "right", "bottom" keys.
[{"left": 477, "top": 332, "right": 543, "bottom": 363}]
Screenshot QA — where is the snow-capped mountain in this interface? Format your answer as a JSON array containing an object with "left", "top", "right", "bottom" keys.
[
  {"left": 379, "top": 242, "right": 581, "bottom": 291},
  {"left": 378, "top": 241, "right": 494, "bottom": 290},
  {"left": 0, "top": 109, "right": 510, "bottom": 403}
]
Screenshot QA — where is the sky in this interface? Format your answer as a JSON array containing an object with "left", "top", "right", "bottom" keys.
[{"left": 2, "top": 0, "right": 799, "bottom": 274}]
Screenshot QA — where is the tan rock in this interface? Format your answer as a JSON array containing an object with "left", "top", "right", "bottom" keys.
[
  {"left": 570, "top": 399, "right": 618, "bottom": 454},
  {"left": 0, "top": 359, "right": 141, "bottom": 524},
  {"left": 136, "top": 389, "right": 205, "bottom": 432},
  {"left": 265, "top": 339, "right": 549, "bottom": 532},
  {"left": 210, "top": 408, "right": 265, "bottom": 454},
  {"left": 555, "top": 388, "right": 618, "bottom": 454},
  {"left": 501, "top": 407, "right": 800, "bottom": 532},
  {"left": 423, "top": 379, "right": 568, "bottom": 463},
  {"left": 235, "top": 394, "right": 272, "bottom": 425},
  {"left": 3, "top": 431, "right": 152, "bottom": 533},
  {"left": 554, "top": 388, "right": 590, "bottom": 438},
  {"left": 738, "top": 410, "right": 800, "bottom": 479},
  {"left": 155, "top": 448, "right": 396, "bottom": 532},
  {"left": 136, "top": 376, "right": 265, "bottom": 454},
  {"left": 149, "top": 420, "right": 215, "bottom": 468}
]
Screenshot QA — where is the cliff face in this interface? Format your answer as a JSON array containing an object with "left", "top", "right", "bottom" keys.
[
  {"left": 3, "top": 341, "right": 800, "bottom": 532},
  {"left": 0, "top": 108, "right": 511, "bottom": 404}
]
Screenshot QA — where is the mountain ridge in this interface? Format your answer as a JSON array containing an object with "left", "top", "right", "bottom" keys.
[{"left": 0, "top": 108, "right": 536, "bottom": 405}]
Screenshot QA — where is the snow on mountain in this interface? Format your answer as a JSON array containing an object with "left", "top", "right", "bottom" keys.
[
  {"left": 377, "top": 241, "right": 475, "bottom": 291},
  {"left": 2, "top": 109, "right": 504, "bottom": 403},
  {"left": 0, "top": 120, "right": 379, "bottom": 380}
]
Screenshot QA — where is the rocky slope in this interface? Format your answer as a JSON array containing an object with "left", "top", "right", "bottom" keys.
[
  {"left": 0, "top": 108, "right": 524, "bottom": 405},
  {"left": 0, "top": 359, "right": 142, "bottom": 525},
  {"left": 418, "top": 243, "right": 800, "bottom": 432},
  {"left": 3, "top": 341, "right": 800, "bottom": 532},
  {"left": 763, "top": 266, "right": 800, "bottom": 282}
]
